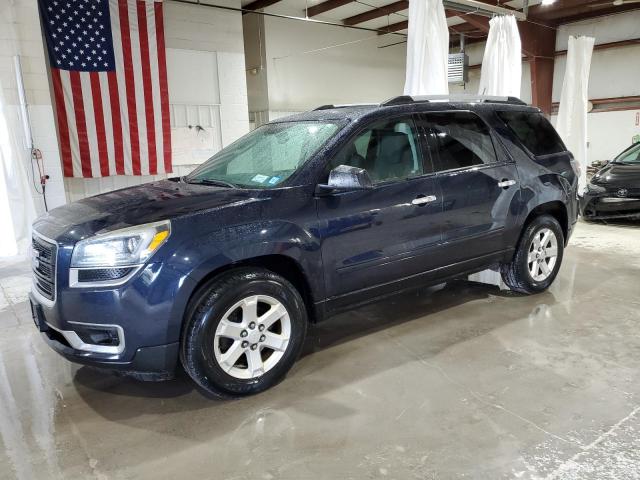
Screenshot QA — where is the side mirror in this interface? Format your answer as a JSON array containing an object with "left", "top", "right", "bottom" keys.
[{"left": 316, "top": 165, "right": 373, "bottom": 195}]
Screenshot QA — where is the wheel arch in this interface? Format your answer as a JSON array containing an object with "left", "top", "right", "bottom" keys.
[
  {"left": 184, "top": 254, "right": 319, "bottom": 325},
  {"left": 521, "top": 201, "right": 569, "bottom": 246}
]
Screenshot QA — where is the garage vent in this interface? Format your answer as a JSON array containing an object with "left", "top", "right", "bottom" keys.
[{"left": 448, "top": 53, "right": 469, "bottom": 85}]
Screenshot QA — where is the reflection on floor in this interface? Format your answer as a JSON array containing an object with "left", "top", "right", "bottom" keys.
[{"left": 0, "top": 220, "right": 639, "bottom": 479}]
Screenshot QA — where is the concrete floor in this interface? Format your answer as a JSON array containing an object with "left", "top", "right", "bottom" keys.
[{"left": 1, "top": 220, "right": 640, "bottom": 480}]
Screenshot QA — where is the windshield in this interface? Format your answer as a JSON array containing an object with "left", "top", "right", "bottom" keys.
[
  {"left": 187, "top": 121, "right": 340, "bottom": 188},
  {"left": 614, "top": 143, "right": 640, "bottom": 164}
]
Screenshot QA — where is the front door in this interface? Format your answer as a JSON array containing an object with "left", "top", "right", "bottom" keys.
[
  {"left": 421, "top": 111, "right": 520, "bottom": 267},
  {"left": 315, "top": 116, "right": 444, "bottom": 301}
]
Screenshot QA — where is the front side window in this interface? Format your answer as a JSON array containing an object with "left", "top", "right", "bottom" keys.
[
  {"left": 328, "top": 118, "right": 423, "bottom": 183},
  {"left": 497, "top": 111, "right": 566, "bottom": 156},
  {"left": 188, "top": 121, "right": 340, "bottom": 188},
  {"left": 425, "top": 111, "right": 498, "bottom": 172},
  {"left": 614, "top": 143, "right": 640, "bottom": 164}
]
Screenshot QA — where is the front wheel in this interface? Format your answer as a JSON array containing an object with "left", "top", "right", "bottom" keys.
[
  {"left": 181, "top": 268, "right": 307, "bottom": 398},
  {"left": 501, "top": 215, "right": 565, "bottom": 294}
]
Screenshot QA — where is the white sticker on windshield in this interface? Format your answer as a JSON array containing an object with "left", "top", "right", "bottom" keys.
[
  {"left": 251, "top": 174, "right": 269, "bottom": 183},
  {"left": 268, "top": 176, "right": 281, "bottom": 185}
]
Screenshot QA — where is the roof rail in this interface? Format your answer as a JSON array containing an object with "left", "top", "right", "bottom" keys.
[
  {"left": 381, "top": 94, "right": 528, "bottom": 107},
  {"left": 314, "top": 103, "right": 378, "bottom": 111}
]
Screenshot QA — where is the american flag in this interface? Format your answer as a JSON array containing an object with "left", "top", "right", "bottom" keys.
[{"left": 39, "top": 0, "right": 172, "bottom": 178}]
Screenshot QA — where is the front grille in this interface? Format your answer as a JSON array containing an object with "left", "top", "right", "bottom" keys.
[
  {"left": 32, "top": 234, "right": 57, "bottom": 301},
  {"left": 602, "top": 186, "right": 640, "bottom": 198}
]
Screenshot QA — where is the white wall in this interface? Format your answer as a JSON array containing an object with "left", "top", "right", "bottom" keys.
[
  {"left": 586, "top": 110, "right": 640, "bottom": 163},
  {"left": 551, "top": 110, "right": 640, "bottom": 164},
  {"left": 552, "top": 44, "right": 640, "bottom": 103},
  {"left": 247, "top": 15, "right": 534, "bottom": 120},
  {"left": 555, "top": 10, "right": 640, "bottom": 51},
  {"left": 0, "top": 0, "right": 66, "bottom": 214},
  {"left": 551, "top": 11, "right": 640, "bottom": 165},
  {"left": 262, "top": 16, "right": 407, "bottom": 113}
]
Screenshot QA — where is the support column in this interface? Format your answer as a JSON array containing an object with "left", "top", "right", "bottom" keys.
[
  {"left": 519, "top": 21, "right": 556, "bottom": 116},
  {"left": 529, "top": 57, "right": 555, "bottom": 115}
]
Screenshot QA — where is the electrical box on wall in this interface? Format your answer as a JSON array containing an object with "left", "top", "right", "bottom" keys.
[{"left": 448, "top": 53, "right": 469, "bottom": 85}]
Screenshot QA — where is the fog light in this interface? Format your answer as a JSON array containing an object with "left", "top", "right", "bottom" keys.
[{"left": 74, "top": 325, "right": 120, "bottom": 347}]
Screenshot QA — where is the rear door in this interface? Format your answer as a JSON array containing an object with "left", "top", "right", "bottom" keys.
[
  {"left": 316, "top": 115, "right": 444, "bottom": 300},
  {"left": 421, "top": 111, "right": 520, "bottom": 266}
]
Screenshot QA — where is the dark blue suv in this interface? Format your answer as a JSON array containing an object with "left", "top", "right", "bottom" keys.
[{"left": 30, "top": 95, "right": 579, "bottom": 397}]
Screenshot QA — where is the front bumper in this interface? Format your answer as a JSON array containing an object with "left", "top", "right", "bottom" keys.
[
  {"left": 30, "top": 291, "right": 180, "bottom": 380},
  {"left": 580, "top": 188, "right": 640, "bottom": 220},
  {"left": 28, "top": 241, "right": 197, "bottom": 379}
]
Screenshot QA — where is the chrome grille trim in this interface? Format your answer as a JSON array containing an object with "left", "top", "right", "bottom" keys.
[{"left": 31, "top": 231, "right": 58, "bottom": 305}]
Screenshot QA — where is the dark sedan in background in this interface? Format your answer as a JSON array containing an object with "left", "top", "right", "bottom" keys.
[{"left": 581, "top": 142, "right": 640, "bottom": 221}]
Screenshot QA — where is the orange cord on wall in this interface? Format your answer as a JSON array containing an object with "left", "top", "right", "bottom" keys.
[{"left": 30, "top": 148, "right": 49, "bottom": 211}]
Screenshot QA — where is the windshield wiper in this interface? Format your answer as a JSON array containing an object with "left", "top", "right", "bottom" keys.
[{"left": 186, "top": 178, "right": 237, "bottom": 188}]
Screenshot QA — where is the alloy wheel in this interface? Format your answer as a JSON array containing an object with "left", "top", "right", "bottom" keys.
[
  {"left": 527, "top": 227, "right": 559, "bottom": 282},
  {"left": 213, "top": 295, "right": 291, "bottom": 380}
]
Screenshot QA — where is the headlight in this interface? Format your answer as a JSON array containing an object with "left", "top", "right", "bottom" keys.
[
  {"left": 71, "top": 220, "right": 171, "bottom": 268},
  {"left": 587, "top": 182, "right": 606, "bottom": 194}
]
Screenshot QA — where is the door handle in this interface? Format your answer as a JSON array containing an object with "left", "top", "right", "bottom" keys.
[
  {"left": 498, "top": 179, "right": 517, "bottom": 189},
  {"left": 412, "top": 195, "right": 437, "bottom": 206}
]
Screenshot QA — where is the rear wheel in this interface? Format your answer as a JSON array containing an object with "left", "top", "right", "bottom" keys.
[
  {"left": 501, "top": 215, "right": 564, "bottom": 294},
  {"left": 181, "top": 268, "right": 307, "bottom": 398}
]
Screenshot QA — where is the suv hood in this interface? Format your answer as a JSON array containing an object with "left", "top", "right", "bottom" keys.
[
  {"left": 33, "top": 180, "right": 263, "bottom": 243},
  {"left": 592, "top": 163, "right": 640, "bottom": 187}
]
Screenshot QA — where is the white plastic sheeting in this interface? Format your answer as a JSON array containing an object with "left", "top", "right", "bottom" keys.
[
  {"left": 0, "top": 77, "right": 37, "bottom": 257},
  {"left": 477, "top": 15, "right": 522, "bottom": 98},
  {"left": 556, "top": 36, "right": 595, "bottom": 194},
  {"left": 403, "top": 0, "right": 449, "bottom": 96},
  {"left": 470, "top": 15, "right": 522, "bottom": 290}
]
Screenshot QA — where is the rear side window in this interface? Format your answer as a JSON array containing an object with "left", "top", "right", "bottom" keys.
[
  {"left": 424, "top": 111, "right": 498, "bottom": 172},
  {"left": 498, "top": 111, "right": 566, "bottom": 156}
]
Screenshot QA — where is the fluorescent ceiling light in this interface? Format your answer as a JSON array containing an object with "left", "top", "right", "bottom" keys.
[{"left": 541, "top": 0, "right": 557, "bottom": 5}]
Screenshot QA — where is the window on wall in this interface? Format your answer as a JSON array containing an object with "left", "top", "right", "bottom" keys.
[
  {"left": 425, "top": 111, "right": 498, "bottom": 172},
  {"left": 328, "top": 118, "right": 423, "bottom": 183},
  {"left": 497, "top": 111, "right": 566, "bottom": 156}
]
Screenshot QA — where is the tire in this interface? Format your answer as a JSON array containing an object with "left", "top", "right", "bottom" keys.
[
  {"left": 180, "top": 268, "right": 308, "bottom": 398},
  {"left": 501, "top": 215, "right": 565, "bottom": 295}
]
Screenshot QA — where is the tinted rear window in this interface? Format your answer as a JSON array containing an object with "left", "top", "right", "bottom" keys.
[
  {"left": 498, "top": 111, "right": 566, "bottom": 156},
  {"left": 424, "top": 111, "right": 498, "bottom": 172}
]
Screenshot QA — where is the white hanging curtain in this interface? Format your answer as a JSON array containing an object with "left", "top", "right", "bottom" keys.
[
  {"left": 470, "top": 15, "right": 521, "bottom": 290},
  {"left": 556, "top": 36, "right": 595, "bottom": 194},
  {"left": 477, "top": 15, "right": 522, "bottom": 98},
  {"left": 0, "top": 76, "right": 38, "bottom": 257},
  {"left": 403, "top": 0, "right": 449, "bottom": 96}
]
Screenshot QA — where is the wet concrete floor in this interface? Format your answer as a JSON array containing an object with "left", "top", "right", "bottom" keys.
[{"left": 1, "top": 220, "right": 639, "bottom": 479}]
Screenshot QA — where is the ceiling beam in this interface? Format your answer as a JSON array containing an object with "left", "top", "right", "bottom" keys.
[
  {"left": 378, "top": 20, "right": 408, "bottom": 35},
  {"left": 378, "top": 17, "right": 490, "bottom": 36},
  {"left": 243, "top": 0, "right": 282, "bottom": 11},
  {"left": 527, "top": 0, "right": 640, "bottom": 25},
  {"left": 306, "top": 0, "right": 354, "bottom": 18},
  {"left": 445, "top": 0, "right": 522, "bottom": 18},
  {"left": 342, "top": 1, "right": 468, "bottom": 26},
  {"left": 544, "top": 4, "right": 640, "bottom": 25},
  {"left": 455, "top": 13, "right": 490, "bottom": 32},
  {"left": 342, "top": 0, "right": 408, "bottom": 25},
  {"left": 528, "top": 0, "right": 610, "bottom": 21}
]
